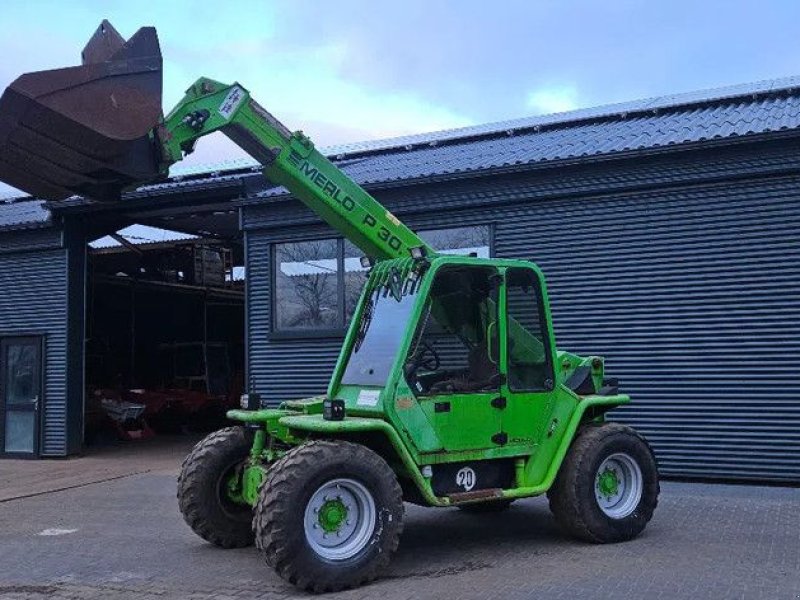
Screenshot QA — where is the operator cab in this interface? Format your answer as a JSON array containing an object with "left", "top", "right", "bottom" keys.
[
  {"left": 404, "top": 265, "right": 501, "bottom": 395},
  {"left": 339, "top": 256, "right": 557, "bottom": 454}
]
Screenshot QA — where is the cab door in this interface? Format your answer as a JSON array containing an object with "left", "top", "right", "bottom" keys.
[
  {"left": 408, "top": 265, "right": 503, "bottom": 452},
  {"left": 498, "top": 267, "right": 557, "bottom": 450}
]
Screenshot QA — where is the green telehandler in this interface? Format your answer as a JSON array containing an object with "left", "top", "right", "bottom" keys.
[{"left": 0, "top": 22, "right": 659, "bottom": 593}]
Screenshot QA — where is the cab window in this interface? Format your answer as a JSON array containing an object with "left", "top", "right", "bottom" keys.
[
  {"left": 405, "top": 266, "right": 500, "bottom": 395},
  {"left": 505, "top": 268, "right": 553, "bottom": 391}
]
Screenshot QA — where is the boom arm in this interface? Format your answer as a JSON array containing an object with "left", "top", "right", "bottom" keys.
[{"left": 158, "top": 78, "right": 434, "bottom": 262}]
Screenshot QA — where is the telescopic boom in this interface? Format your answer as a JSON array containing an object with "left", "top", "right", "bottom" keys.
[{"left": 157, "top": 78, "right": 433, "bottom": 261}]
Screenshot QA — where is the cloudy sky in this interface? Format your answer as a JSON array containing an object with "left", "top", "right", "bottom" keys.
[{"left": 1, "top": 0, "right": 800, "bottom": 197}]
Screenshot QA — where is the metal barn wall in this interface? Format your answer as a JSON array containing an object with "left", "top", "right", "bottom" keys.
[
  {"left": 494, "top": 176, "right": 800, "bottom": 483},
  {"left": 64, "top": 225, "right": 86, "bottom": 455},
  {"left": 243, "top": 139, "right": 800, "bottom": 482},
  {"left": 245, "top": 228, "right": 344, "bottom": 404},
  {"left": 0, "top": 228, "right": 72, "bottom": 455}
]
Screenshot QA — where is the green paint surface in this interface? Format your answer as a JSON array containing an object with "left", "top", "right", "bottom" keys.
[
  {"left": 155, "top": 77, "right": 629, "bottom": 509},
  {"left": 598, "top": 468, "right": 620, "bottom": 497},
  {"left": 318, "top": 499, "right": 348, "bottom": 533}
]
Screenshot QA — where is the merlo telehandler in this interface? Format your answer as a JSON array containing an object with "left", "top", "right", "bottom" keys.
[{"left": 0, "top": 22, "right": 659, "bottom": 593}]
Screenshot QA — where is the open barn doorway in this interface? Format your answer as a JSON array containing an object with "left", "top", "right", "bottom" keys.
[{"left": 83, "top": 222, "right": 245, "bottom": 448}]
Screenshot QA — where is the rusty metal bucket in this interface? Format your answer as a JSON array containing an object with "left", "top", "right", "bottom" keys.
[{"left": 0, "top": 21, "right": 163, "bottom": 201}]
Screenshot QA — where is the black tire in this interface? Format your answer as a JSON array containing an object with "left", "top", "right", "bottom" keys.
[
  {"left": 177, "top": 426, "right": 255, "bottom": 548},
  {"left": 458, "top": 499, "right": 514, "bottom": 513},
  {"left": 253, "top": 440, "right": 404, "bottom": 593},
  {"left": 547, "top": 423, "right": 659, "bottom": 543}
]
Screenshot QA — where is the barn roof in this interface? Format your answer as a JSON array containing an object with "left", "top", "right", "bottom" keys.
[{"left": 3, "top": 75, "right": 800, "bottom": 230}]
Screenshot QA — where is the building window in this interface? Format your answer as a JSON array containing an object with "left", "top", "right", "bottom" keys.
[
  {"left": 274, "top": 239, "right": 340, "bottom": 330},
  {"left": 420, "top": 226, "right": 490, "bottom": 259},
  {"left": 344, "top": 240, "right": 369, "bottom": 320},
  {"left": 273, "top": 225, "right": 490, "bottom": 333}
]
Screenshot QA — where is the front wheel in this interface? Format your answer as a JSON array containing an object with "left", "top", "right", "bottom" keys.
[
  {"left": 547, "top": 423, "right": 659, "bottom": 543},
  {"left": 253, "top": 440, "right": 403, "bottom": 593},
  {"left": 177, "top": 426, "right": 255, "bottom": 548}
]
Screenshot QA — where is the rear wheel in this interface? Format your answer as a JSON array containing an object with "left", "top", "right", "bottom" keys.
[
  {"left": 253, "top": 440, "right": 403, "bottom": 593},
  {"left": 547, "top": 423, "right": 659, "bottom": 543},
  {"left": 177, "top": 426, "right": 255, "bottom": 548}
]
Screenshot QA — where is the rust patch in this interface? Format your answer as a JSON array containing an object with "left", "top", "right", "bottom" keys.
[
  {"left": 447, "top": 488, "right": 504, "bottom": 504},
  {"left": 395, "top": 396, "right": 414, "bottom": 410},
  {"left": 0, "top": 21, "right": 163, "bottom": 201}
]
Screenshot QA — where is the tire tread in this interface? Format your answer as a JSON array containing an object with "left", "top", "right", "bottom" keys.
[
  {"left": 547, "top": 422, "right": 659, "bottom": 543},
  {"left": 253, "top": 440, "right": 403, "bottom": 593},
  {"left": 177, "top": 426, "right": 255, "bottom": 549}
]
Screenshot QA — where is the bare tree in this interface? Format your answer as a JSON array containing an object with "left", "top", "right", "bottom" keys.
[{"left": 276, "top": 240, "right": 338, "bottom": 328}]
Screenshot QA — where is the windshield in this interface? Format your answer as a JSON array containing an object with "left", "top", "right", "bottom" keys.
[{"left": 341, "top": 289, "right": 418, "bottom": 386}]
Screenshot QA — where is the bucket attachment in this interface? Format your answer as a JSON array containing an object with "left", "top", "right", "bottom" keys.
[{"left": 0, "top": 21, "right": 164, "bottom": 201}]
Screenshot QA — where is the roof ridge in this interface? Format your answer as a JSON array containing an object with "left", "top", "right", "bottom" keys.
[
  {"left": 322, "top": 74, "right": 800, "bottom": 159},
  {"left": 5, "top": 74, "right": 800, "bottom": 204},
  {"left": 159, "top": 74, "right": 800, "bottom": 173}
]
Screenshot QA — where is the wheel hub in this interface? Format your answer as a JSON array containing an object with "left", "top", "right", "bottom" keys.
[
  {"left": 303, "top": 478, "right": 376, "bottom": 561},
  {"left": 594, "top": 452, "right": 643, "bottom": 519},
  {"left": 597, "top": 467, "right": 620, "bottom": 498},
  {"left": 318, "top": 498, "right": 348, "bottom": 533}
]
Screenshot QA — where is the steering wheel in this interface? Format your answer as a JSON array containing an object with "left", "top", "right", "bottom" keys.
[{"left": 416, "top": 341, "right": 440, "bottom": 371}]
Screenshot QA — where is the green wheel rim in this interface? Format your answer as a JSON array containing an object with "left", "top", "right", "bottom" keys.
[
  {"left": 303, "top": 478, "right": 376, "bottom": 560},
  {"left": 595, "top": 452, "right": 643, "bottom": 519}
]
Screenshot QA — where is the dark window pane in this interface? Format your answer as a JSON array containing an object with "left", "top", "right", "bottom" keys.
[
  {"left": 4, "top": 411, "right": 34, "bottom": 453},
  {"left": 342, "top": 289, "right": 418, "bottom": 386},
  {"left": 6, "top": 345, "right": 37, "bottom": 405},
  {"left": 405, "top": 266, "right": 499, "bottom": 395},
  {"left": 276, "top": 226, "right": 489, "bottom": 333},
  {"left": 344, "top": 241, "right": 369, "bottom": 321},
  {"left": 506, "top": 268, "right": 551, "bottom": 391},
  {"left": 419, "top": 226, "right": 490, "bottom": 258},
  {"left": 275, "top": 239, "right": 339, "bottom": 330}
]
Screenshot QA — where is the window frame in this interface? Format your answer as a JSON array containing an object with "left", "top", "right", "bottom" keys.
[
  {"left": 269, "top": 224, "right": 494, "bottom": 339},
  {"left": 503, "top": 267, "right": 556, "bottom": 393},
  {"left": 270, "top": 237, "right": 345, "bottom": 340},
  {"left": 404, "top": 264, "right": 502, "bottom": 396}
]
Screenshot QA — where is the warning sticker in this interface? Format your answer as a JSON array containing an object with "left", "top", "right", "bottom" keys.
[
  {"left": 218, "top": 86, "right": 246, "bottom": 120},
  {"left": 356, "top": 389, "right": 380, "bottom": 407}
]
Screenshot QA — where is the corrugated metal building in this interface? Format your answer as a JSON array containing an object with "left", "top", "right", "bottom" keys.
[{"left": 1, "top": 76, "right": 799, "bottom": 483}]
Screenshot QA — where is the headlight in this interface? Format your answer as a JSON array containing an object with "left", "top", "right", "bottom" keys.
[{"left": 239, "top": 393, "right": 260, "bottom": 410}]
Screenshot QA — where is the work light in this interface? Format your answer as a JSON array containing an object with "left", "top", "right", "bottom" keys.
[
  {"left": 409, "top": 246, "right": 427, "bottom": 260},
  {"left": 239, "top": 393, "right": 261, "bottom": 411}
]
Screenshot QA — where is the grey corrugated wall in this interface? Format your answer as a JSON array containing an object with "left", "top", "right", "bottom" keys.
[
  {"left": 244, "top": 139, "right": 800, "bottom": 482},
  {"left": 496, "top": 176, "right": 800, "bottom": 483},
  {"left": 245, "top": 230, "right": 343, "bottom": 403},
  {"left": 0, "top": 228, "right": 71, "bottom": 456}
]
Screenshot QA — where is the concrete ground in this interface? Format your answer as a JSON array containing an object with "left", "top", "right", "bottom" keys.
[
  {"left": 0, "top": 436, "right": 200, "bottom": 502},
  {"left": 0, "top": 439, "right": 798, "bottom": 600}
]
